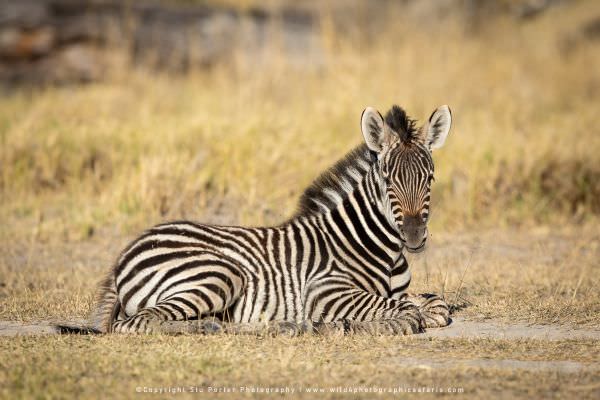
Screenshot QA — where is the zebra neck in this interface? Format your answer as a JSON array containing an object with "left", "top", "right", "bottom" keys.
[{"left": 306, "top": 167, "right": 403, "bottom": 269}]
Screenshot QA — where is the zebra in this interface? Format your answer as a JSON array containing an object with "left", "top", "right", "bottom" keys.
[{"left": 91, "top": 104, "right": 453, "bottom": 335}]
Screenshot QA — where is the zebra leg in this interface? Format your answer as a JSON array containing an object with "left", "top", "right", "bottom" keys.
[
  {"left": 188, "top": 319, "right": 413, "bottom": 337},
  {"left": 182, "top": 318, "right": 419, "bottom": 337},
  {"left": 144, "top": 319, "right": 308, "bottom": 336},
  {"left": 389, "top": 255, "right": 448, "bottom": 328},
  {"left": 308, "top": 318, "right": 420, "bottom": 336},
  {"left": 113, "top": 314, "right": 223, "bottom": 335},
  {"left": 401, "top": 293, "right": 450, "bottom": 328},
  {"left": 308, "top": 286, "right": 426, "bottom": 335},
  {"left": 111, "top": 253, "right": 247, "bottom": 334},
  {"left": 112, "top": 281, "right": 245, "bottom": 334},
  {"left": 218, "top": 320, "right": 307, "bottom": 336},
  {"left": 110, "top": 301, "right": 218, "bottom": 334},
  {"left": 111, "top": 286, "right": 244, "bottom": 334}
]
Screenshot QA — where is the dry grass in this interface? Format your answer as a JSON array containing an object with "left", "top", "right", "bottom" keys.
[{"left": 1, "top": 334, "right": 599, "bottom": 399}]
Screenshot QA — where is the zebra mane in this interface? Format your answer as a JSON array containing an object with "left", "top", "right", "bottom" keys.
[
  {"left": 385, "top": 105, "right": 418, "bottom": 144},
  {"left": 293, "top": 143, "right": 375, "bottom": 217}
]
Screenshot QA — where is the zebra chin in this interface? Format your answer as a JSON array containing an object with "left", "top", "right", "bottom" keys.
[{"left": 404, "top": 241, "right": 426, "bottom": 254}]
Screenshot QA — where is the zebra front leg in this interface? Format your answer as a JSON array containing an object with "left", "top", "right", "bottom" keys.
[
  {"left": 307, "top": 285, "right": 426, "bottom": 335},
  {"left": 309, "top": 317, "right": 420, "bottom": 336},
  {"left": 201, "top": 318, "right": 419, "bottom": 337},
  {"left": 401, "top": 293, "right": 450, "bottom": 328},
  {"left": 389, "top": 253, "right": 449, "bottom": 328},
  {"left": 218, "top": 320, "right": 307, "bottom": 336},
  {"left": 154, "top": 320, "right": 308, "bottom": 337}
]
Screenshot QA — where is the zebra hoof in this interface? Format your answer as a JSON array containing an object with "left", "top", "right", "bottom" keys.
[
  {"left": 402, "top": 293, "right": 450, "bottom": 329},
  {"left": 399, "top": 304, "right": 426, "bottom": 334},
  {"left": 418, "top": 295, "right": 450, "bottom": 328},
  {"left": 421, "top": 309, "right": 450, "bottom": 328}
]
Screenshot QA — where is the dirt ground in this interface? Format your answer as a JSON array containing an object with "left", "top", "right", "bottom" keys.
[{"left": 0, "top": 226, "right": 599, "bottom": 399}]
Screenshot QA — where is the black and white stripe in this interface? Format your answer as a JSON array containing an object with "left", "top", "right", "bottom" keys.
[{"left": 92, "top": 104, "right": 452, "bottom": 334}]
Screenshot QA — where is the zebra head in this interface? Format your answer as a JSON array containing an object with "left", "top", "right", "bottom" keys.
[{"left": 360, "top": 105, "right": 452, "bottom": 253}]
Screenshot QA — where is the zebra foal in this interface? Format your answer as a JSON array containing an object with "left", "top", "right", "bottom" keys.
[{"left": 91, "top": 104, "right": 453, "bottom": 335}]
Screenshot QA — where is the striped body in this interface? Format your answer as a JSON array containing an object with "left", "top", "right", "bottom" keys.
[{"left": 93, "top": 104, "right": 452, "bottom": 334}]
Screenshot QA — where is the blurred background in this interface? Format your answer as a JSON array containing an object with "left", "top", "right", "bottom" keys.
[{"left": 1, "top": 0, "right": 599, "bottom": 242}]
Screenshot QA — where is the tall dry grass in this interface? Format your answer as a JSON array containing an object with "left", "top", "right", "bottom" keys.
[{"left": 0, "top": 1, "right": 599, "bottom": 242}]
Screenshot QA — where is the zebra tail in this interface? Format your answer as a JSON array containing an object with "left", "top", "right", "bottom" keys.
[
  {"left": 54, "top": 324, "right": 101, "bottom": 335},
  {"left": 89, "top": 270, "right": 121, "bottom": 333}
]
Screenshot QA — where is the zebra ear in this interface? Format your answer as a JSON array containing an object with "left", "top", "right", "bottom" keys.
[
  {"left": 361, "top": 107, "right": 387, "bottom": 153},
  {"left": 424, "top": 105, "right": 452, "bottom": 150}
]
